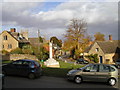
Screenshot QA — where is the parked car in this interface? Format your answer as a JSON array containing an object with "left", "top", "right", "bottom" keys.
[
  {"left": 2, "top": 59, "right": 42, "bottom": 79},
  {"left": 0, "top": 74, "right": 4, "bottom": 89},
  {"left": 76, "top": 58, "right": 89, "bottom": 64},
  {"left": 116, "top": 59, "right": 120, "bottom": 69},
  {"left": 67, "top": 63, "right": 118, "bottom": 86}
]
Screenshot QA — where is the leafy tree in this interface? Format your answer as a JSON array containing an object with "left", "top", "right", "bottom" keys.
[
  {"left": 22, "top": 45, "right": 33, "bottom": 54},
  {"left": 32, "top": 45, "right": 49, "bottom": 60},
  {"left": 39, "top": 36, "right": 43, "bottom": 43},
  {"left": 63, "top": 18, "right": 91, "bottom": 59},
  {"left": 94, "top": 32, "right": 105, "bottom": 41},
  {"left": 50, "top": 36, "right": 62, "bottom": 47}
]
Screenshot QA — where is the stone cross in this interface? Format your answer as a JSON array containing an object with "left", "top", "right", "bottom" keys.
[{"left": 49, "top": 42, "right": 53, "bottom": 59}]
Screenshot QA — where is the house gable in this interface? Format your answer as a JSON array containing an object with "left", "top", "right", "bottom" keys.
[
  {"left": 88, "top": 42, "right": 105, "bottom": 56},
  {"left": 0, "top": 31, "right": 19, "bottom": 52},
  {"left": 1, "top": 31, "right": 19, "bottom": 42}
]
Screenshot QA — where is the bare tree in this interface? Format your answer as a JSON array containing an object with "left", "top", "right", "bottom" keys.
[{"left": 63, "top": 18, "right": 91, "bottom": 59}]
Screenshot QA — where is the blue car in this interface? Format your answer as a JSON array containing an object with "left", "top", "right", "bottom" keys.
[{"left": 2, "top": 59, "right": 42, "bottom": 79}]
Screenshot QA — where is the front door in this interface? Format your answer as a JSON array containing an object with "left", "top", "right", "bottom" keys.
[{"left": 99, "top": 56, "right": 103, "bottom": 63}]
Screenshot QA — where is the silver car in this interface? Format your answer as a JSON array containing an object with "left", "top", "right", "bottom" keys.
[{"left": 67, "top": 63, "right": 118, "bottom": 86}]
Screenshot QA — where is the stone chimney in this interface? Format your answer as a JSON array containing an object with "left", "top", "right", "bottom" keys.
[
  {"left": 10, "top": 28, "right": 16, "bottom": 32},
  {"left": 109, "top": 35, "right": 112, "bottom": 40}
]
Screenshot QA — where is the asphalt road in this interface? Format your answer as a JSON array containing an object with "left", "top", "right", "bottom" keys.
[
  {"left": 3, "top": 75, "right": 119, "bottom": 89},
  {"left": 1, "top": 65, "right": 120, "bottom": 89}
]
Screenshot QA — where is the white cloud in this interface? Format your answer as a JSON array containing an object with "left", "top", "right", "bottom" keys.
[
  {"left": 2, "top": 2, "right": 118, "bottom": 40},
  {"left": 3, "top": 0, "right": 45, "bottom": 2}
]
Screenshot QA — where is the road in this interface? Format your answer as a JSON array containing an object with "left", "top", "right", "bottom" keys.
[{"left": 3, "top": 75, "right": 119, "bottom": 89}]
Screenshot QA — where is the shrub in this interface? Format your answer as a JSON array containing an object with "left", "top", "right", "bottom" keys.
[
  {"left": 85, "top": 54, "right": 99, "bottom": 63},
  {"left": 22, "top": 49, "right": 33, "bottom": 54},
  {"left": 10, "top": 48, "right": 23, "bottom": 54},
  {"left": 0, "top": 50, "right": 9, "bottom": 55}
]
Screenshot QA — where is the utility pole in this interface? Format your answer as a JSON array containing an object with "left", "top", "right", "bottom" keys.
[
  {"left": 38, "top": 29, "right": 40, "bottom": 60},
  {"left": 38, "top": 29, "right": 40, "bottom": 41}
]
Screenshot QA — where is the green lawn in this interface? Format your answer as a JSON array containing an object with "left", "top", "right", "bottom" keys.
[
  {"left": 2, "top": 60, "right": 12, "bottom": 64},
  {"left": 41, "top": 60, "right": 85, "bottom": 77}
]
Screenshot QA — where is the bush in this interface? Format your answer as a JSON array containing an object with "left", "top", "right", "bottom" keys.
[
  {"left": 0, "top": 50, "right": 9, "bottom": 55},
  {"left": 22, "top": 49, "right": 33, "bottom": 54},
  {"left": 85, "top": 54, "right": 99, "bottom": 63},
  {"left": 10, "top": 48, "right": 23, "bottom": 54}
]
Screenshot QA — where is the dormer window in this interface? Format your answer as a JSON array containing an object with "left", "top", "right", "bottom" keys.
[
  {"left": 3, "top": 35, "right": 7, "bottom": 40},
  {"left": 95, "top": 48, "right": 99, "bottom": 52}
]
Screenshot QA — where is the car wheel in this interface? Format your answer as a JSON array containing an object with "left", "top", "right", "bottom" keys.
[
  {"left": 28, "top": 73, "right": 35, "bottom": 79},
  {"left": 108, "top": 78, "right": 116, "bottom": 86},
  {"left": 74, "top": 76, "right": 82, "bottom": 84}
]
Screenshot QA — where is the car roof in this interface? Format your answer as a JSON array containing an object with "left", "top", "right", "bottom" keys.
[
  {"left": 90, "top": 63, "right": 112, "bottom": 66},
  {"left": 16, "top": 59, "right": 36, "bottom": 62}
]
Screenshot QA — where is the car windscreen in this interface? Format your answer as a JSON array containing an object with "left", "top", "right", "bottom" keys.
[
  {"left": 34, "top": 61, "right": 40, "bottom": 67},
  {"left": 116, "top": 59, "right": 120, "bottom": 62},
  {"left": 77, "top": 64, "right": 90, "bottom": 70}
]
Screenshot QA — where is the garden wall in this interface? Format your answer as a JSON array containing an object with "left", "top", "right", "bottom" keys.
[{"left": 1, "top": 54, "right": 38, "bottom": 61}]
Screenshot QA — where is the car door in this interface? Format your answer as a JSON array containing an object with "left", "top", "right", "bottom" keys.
[
  {"left": 4, "top": 62, "right": 17, "bottom": 75},
  {"left": 82, "top": 64, "right": 98, "bottom": 81},
  {"left": 20, "top": 61, "right": 31, "bottom": 76},
  {"left": 12, "top": 60, "right": 23, "bottom": 75},
  {"left": 95, "top": 64, "right": 111, "bottom": 82}
]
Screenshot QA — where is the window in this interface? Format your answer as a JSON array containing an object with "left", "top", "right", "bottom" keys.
[
  {"left": 95, "top": 48, "right": 99, "bottom": 52},
  {"left": 99, "top": 65, "right": 110, "bottom": 72},
  {"left": 8, "top": 44, "right": 12, "bottom": 49},
  {"left": 2, "top": 45, "right": 4, "bottom": 49},
  {"left": 3, "top": 35, "right": 7, "bottom": 40},
  {"left": 12, "top": 61, "right": 22, "bottom": 65},
  {"left": 23, "top": 61, "right": 32, "bottom": 65},
  {"left": 83, "top": 64, "right": 98, "bottom": 72},
  {"left": 110, "top": 67, "right": 115, "bottom": 72}
]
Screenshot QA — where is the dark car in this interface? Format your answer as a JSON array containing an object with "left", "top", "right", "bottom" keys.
[
  {"left": 0, "top": 74, "right": 4, "bottom": 89},
  {"left": 2, "top": 59, "right": 42, "bottom": 79},
  {"left": 76, "top": 58, "right": 89, "bottom": 64},
  {"left": 116, "top": 59, "right": 120, "bottom": 69}
]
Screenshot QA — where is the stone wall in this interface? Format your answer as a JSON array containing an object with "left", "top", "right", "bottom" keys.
[{"left": 1, "top": 54, "right": 38, "bottom": 61}]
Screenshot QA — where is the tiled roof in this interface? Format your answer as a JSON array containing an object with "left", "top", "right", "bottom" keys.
[
  {"left": 97, "top": 40, "right": 120, "bottom": 53},
  {"left": 85, "top": 40, "right": 120, "bottom": 54},
  {"left": 7, "top": 31, "right": 29, "bottom": 43},
  {"left": 84, "top": 42, "right": 95, "bottom": 53},
  {"left": 28, "top": 38, "right": 40, "bottom": 46}
]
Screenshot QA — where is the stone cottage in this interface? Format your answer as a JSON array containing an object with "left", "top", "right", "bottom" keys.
[
  {"left": 0, "top": 28, "right": 30, "bottom": 52},
  {"left": 84, "top": 40, "right": 120, "bottom": 64}
]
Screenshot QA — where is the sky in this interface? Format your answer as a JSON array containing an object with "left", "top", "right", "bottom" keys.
[{"left": 0, "top": 0, "right": 119, "bottom": 41}]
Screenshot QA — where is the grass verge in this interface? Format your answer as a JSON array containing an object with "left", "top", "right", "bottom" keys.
[
  {"left": 41, "top": 60, "right": 85, "bottom": 78},
  {"left": 2, "top": 60, "right": 12, "bottom": 64}
]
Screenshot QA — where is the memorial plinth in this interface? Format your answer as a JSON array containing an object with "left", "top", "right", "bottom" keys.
[{"left": 44, "top": 42, "right": 60, "bottom": 68}]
